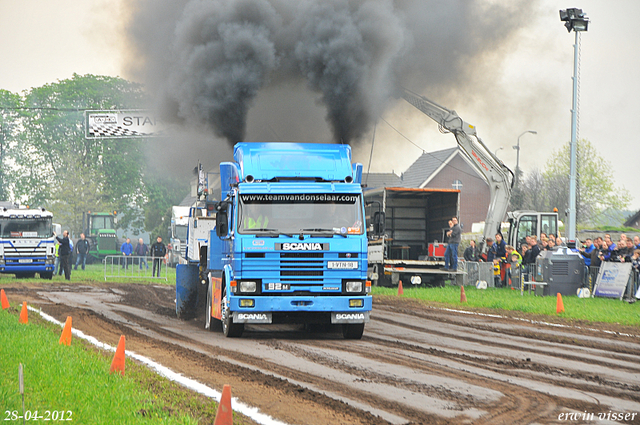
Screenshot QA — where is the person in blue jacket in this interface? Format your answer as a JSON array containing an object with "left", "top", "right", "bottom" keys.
[
  {"left": 579, "top": 238, "right": 595, "bottom": 267},
  {"left": 121, "top": 238, "right": 133, "bottom": 269}
]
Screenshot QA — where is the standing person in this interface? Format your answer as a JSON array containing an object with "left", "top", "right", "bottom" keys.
[
  {"left": 526, "top": 236, "right": 541, "bottom": 263},
  {"left": 135, "top": 238, "right": 149, "bottom": 270},
  {"left": 121, "top": 238, "right": 133, "bottom": 269},
  {"left": 494, "top": 233, "right": 507, "bottom": 285},
  {"left": 579, "top": 238, "right": 595, "bottom": 267},
  {"left": 53, "top": 242, "right": 60, "bottom": 275},
  {"left": 494, "top": 233, "right": 507, "bottom": 260},
  {"left": 464, "top": 240, "right": 478, "bottom": 262},
  {"left": 151, "top": 236, "right": 167, "bottom": 278},
  {"left": 485, "top": 238, "right": 495, "bottom": 262},
  {"left": 443, "top": 217, "right": 461, "bottom": 271},
  {"left": 74, "top": 233, "right": 90, "bottom": 271},
  {"left": 55, "top": 230, "right": 72, "bottom": 280}
]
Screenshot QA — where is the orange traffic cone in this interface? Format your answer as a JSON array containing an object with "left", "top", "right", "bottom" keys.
[
  {"left": 398, "top": 280, "right": 404, "bottom": 296},
  {"left": 59, "top": 316, "right": 72, "bottom": 346},
  {"left": 556, "top": 293, "right": 565, "bottom": 314},
  {"left": 1, "top": 289, "right": 9, "bottom": 310},
  {"left": 213, "top": 384, "right": 233, "bottom": 425},
  {"left": 460, "top": 286, "right": 467, "bottom": 303},
  {"left": 19, "top": 302, "right": 28, "bottom": 324},
  {"left": 110, "top": 335, "right": 126, "bottom": 376}
]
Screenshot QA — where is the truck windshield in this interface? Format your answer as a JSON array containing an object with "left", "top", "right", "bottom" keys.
[
  {"left": 174, "top": 225, "right": 188, "bottom": 240},
  {"left": 0, "top": 217, "right": 53, "bottom": 238},
  {"left": 90, "top": 216, "right": 114, "bottom": 231},
  {"left": 238, "top": 194, "right": 363, "bottom": 235}
]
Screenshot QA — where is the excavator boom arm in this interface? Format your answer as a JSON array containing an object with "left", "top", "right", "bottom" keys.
[{"left": 401, "top": 88, "right": 514, "bottom": 251}]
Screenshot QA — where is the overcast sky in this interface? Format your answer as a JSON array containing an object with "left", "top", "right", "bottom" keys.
[{"left": 1, "top": 0, "right": 639, "bottom": 211}]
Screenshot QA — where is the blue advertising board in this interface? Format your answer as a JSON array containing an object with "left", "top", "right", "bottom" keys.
[{"left": 594, "top": 262, "right": 632, "bottom": 300}]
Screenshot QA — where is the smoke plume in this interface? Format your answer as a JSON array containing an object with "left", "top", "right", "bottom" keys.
[{"left": 125, "top": 0, "right": 535, "bottom": 147}]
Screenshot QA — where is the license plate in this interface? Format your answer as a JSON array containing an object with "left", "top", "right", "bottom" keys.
[
  {"left": 18, "top": 259, "right": 32, "bottom": 263},
  {"left": 265, "top": 283, "right": 291, "bottom": 291},
  {"left": 327, "top": 261, "right": 358, "bottom": 269}
]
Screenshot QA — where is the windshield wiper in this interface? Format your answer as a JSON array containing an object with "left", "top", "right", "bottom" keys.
[
  {"left": 300, "top": 228, "right": 347, "bottom": 237},
  {"left": 251, "top": 228, "right": 295, "bottom": 237}
]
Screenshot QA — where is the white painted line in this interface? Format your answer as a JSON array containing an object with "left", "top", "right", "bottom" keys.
[
  {"left": 434, "top": 306, "right": 640, "bottom": 339},
  {"left": 29, "top": 306, "right": 289, "bottom": 425}
]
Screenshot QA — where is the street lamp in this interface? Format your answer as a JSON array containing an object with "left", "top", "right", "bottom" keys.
[
  {"left": 513, "top": 130, "right": 537, "bottom": 185},
  {"left": 494, "top": 146, "right": 503, "bottom": 156},
  {"left": 560, "top": 8, "right": 589, "bottom": 242}
]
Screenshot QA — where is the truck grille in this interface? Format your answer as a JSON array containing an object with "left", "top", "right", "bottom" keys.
[
  {"left": 2, "top": 245, "right": 49, "bottom": 265},
  {"left": 242, "top": 251, "right": 363, "bottom": 292}
]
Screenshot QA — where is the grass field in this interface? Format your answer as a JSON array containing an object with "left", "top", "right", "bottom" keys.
[
  {"left": 0, "top": 262, "right": 177, "bottom": 286},
  {"left": 372, "top": 285, "right": 640, "bottom": 327},
  {"left": 0, "top": 307, "right": 217, "bottom": 424}
]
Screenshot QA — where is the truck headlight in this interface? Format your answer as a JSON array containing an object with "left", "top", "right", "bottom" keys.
[
  {"left": 345, "top": 281, "right": 363, "bottom": 293},
  {"left": 239, "top": 281, "right": 257, "bottom": 293}
]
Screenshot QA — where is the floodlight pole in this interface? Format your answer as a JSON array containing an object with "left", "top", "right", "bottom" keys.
[
  {"left": 560, "top": 7, "right": 588, "bottom": 242},
  {"left": 567, "top": 30, "right": 579, "bottom": 242}
]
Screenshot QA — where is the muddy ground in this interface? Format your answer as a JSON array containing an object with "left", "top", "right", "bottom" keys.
[{"left": 4, "top": 281, "right": 640, "bottom": 425}]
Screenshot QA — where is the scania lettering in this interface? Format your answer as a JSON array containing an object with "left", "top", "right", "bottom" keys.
[
  {"left": 175, "top": 142, "right": 372, "bottom": 339},
  {"left": 280, "top": 243, "right": 325, "bottom": 251},
  {"left": 0, "top": 207, "right": 56, "bottom": 279}
]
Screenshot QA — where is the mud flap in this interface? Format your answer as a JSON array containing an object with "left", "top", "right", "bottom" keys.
[{"left": 176, "top": 264, "right": 200, "bottom": 319}]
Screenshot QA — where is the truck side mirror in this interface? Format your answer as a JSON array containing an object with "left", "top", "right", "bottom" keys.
[
  {"left": 216, "top": 210, "right": 228, "bottom": 237},
  {"left": 373, "top": 211, "right": 385, "bottom": 235}
]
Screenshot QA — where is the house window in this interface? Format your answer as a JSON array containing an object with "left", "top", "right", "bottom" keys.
[{"left": 452, "top": 180, "right": 463, "bottom": 190}]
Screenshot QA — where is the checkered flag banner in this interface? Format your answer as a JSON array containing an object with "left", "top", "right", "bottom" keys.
[{"left": 85, "top": 110, "right": 165, "bottom": 139}]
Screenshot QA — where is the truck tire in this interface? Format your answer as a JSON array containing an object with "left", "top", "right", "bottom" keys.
[
  {"left": 40, "top": 271, "right": 53, "bottom": 280},
  {"left": 342, "top": 323, "right": 365, "bottom": 339},
  {"left": 221, "top": 291, "right": 244, "bottom": 338}
]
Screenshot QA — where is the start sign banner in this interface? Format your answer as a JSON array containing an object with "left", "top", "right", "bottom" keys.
[{"left": 84, "top": 110, "right": 165, "bottom": 139}]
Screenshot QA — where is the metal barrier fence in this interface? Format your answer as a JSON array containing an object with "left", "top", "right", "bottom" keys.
[
  {"left": 103, "top": 255, "right": 168, "bottom": 281},
  {"left": 461, "top": 261, "right": 496, "bottom": 287},
  {"left": 462, "top": 260, "right": 639, "bottom": 298}
]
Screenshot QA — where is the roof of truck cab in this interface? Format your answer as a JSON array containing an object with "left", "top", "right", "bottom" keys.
[{"left": 233, "top": 142, "right": 353, "bottom": 181}]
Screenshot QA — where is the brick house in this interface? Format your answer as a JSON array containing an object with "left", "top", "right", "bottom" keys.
[{"left": 365, "top": 147, "right": 490, "bottom": 232}]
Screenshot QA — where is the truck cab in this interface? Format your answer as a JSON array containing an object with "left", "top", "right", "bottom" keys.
[
  {"left": 84, "top": 211, "right": 119, "bottom": 261},
  {"left": 176, "top": 142, "right": 372, "bottom": 339},
  {"left": 0, "top": 207, "right": 56, "bottom": 279}
]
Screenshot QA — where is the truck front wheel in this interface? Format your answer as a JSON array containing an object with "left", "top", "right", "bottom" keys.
[
  {"left": 342, "top": 323, "right": 365, "bottom": 339},
  {"left": 221, "top": 291, "right": 244, "bottom": 338},
  {"left": 205, "top": 282, "right": 214, "bottom": 331}
]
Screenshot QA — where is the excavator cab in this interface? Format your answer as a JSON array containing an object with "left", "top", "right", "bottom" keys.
[{"left": 505, "top": 211, "right": 558, "bottom": 249}]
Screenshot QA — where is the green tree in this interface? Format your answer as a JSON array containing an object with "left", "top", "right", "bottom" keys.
[
  {"left": 518, "top": 168, "right": 547, "bottom": 212},
  {"left": 0, "top": 90, "right": 23, "bottom": 201},
  {"left": 144, "top": 174, "right": 189, "bottom": 240},
  {"left": 14, "top": 74, "right": 147, "bottom": 234},
  {"left": 524, "top": 139, "right": 631, "bottom": 226}
]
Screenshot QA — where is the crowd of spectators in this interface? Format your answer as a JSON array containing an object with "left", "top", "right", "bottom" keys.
[{"left": 466, "top": 232, "right": 640, "bottom": 288}]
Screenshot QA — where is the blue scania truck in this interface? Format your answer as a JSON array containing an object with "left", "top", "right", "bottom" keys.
[{"left": 176, "top": 142, "right": 372, "bottom": 339}]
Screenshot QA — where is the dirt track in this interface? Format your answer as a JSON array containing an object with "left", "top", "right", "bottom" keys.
[{"left": 6, "top": 282, "right": 640, "bottom": 425}]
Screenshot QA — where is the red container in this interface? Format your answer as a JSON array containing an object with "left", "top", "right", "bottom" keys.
[{"left": 428, "top": 243, "right": 447, "bottom": 258}]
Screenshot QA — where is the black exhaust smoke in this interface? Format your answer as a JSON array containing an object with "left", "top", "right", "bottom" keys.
[{"left": 125, "top": 0, "right": 533, "bottom": 147}]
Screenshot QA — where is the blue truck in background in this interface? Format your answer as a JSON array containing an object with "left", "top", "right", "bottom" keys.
[
  {"left": 175, "top": 142, "right": 372, "bottom": 339},
  {"left": 0, "top": 206, "right": 56, "bottom": 279}
]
